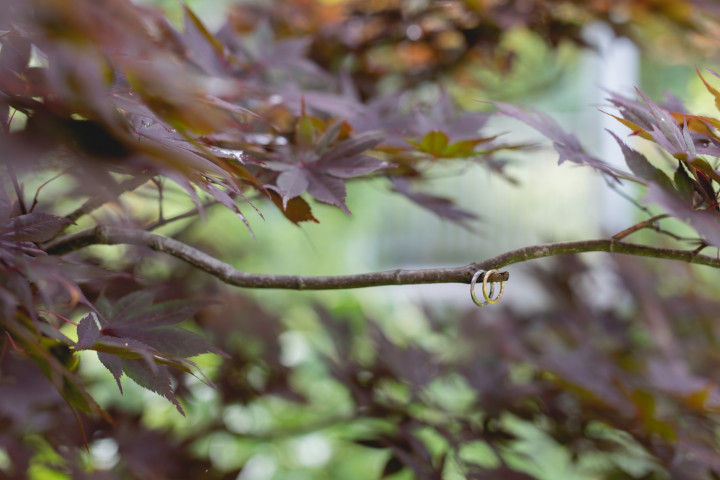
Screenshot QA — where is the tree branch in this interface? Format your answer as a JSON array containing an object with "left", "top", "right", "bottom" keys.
[{"left": 45, "top": 227, "right": 720, "bottom": 290}]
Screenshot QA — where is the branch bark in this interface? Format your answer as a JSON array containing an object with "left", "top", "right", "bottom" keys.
[{"left": 45, "top": 226, "right": 720, "bottom": 290}]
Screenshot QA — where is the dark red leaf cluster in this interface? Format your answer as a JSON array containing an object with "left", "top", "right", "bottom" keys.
[{"left": 0, "top": 0, "right": 517, "bottom": 436}]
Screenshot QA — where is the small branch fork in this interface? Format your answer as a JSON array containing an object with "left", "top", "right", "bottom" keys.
[{"left": 45, "top": 226, "right": 720, "bottom": 291}]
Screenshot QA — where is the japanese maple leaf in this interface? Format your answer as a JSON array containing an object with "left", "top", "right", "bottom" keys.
[
  {"left": 272, "top": 129, "right": 390, "bottom": 212},
  {"left": 76, "top": 291, "right": 223, "bottom": 414}
]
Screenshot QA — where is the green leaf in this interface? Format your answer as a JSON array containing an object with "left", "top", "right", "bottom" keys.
[
  {"left": 631, "top": 389, "right": 676, "bottom": 441},
  {"left": 442, "top": 136, "right": 498, "bottom": 157},
  {"left": 296, "top": 114, "right": 315, "bottom": 150},
  {"left": 697, "top": 67, "right": 720, "bottom": 113},
  {"left": 674, "top": 162, "right": 695, "bottom": 202},
  {"left": 419, "top": 130, "right": 449, "bottom": 156}
]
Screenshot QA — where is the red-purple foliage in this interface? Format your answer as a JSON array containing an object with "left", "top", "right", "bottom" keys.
[{"left": 3, "top": 0, "right": 720, "bottom": 478}]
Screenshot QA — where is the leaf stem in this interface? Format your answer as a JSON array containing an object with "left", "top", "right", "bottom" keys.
[
  {"left": 146, "top": 200, "right": 218, "bottom": 231},
  {"left": 6, "top": 162, "right": 27, "bottom": 215}
]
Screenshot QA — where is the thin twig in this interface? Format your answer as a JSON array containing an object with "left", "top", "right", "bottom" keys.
[
  {"left": 146, "top": 200, "right": 218, "bottom": 231},
  {"left": 30, "top": 171, "right": 67, "bottom": 213},
  {"left": 612, "top": 214, "right": 669, "bottom": 240},
  {"left": 612, "top": 213, "right": 699, "bottom": 243},
  {"left": 151, "top": 177, "right": 164, "bottom": 226},
  {"left": 61, "top": 172, "right": 154, "bottom": 228},
  {"left": 45, "top": 226, "right": 720, "bottom": 290},
  {"left": 6, "top": 163, "right": 27, "bottom": 215},
  {"left": 612, "top": 185, "right": 652, "bottom": 215}
]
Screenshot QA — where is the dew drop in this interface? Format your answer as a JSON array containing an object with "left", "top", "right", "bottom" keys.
[{"left": 217, "top": 148, "right": 246, "bottom": 163}]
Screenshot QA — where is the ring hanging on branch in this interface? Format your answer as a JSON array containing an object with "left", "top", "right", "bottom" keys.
[
  {"left": 46, "top": 227, "right": 720, "bottom": 294},
  {"left": 470, "top": 269, "right": 505, "bottom": 307}
]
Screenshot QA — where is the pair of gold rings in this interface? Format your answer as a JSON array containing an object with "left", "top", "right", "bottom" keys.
[{"left": 470, "top": 269, "right": 505, "bottom": 307}]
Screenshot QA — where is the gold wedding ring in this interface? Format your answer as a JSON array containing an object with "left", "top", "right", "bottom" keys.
[{"left": 470, "top": 269, "right": 505, "bottom": 307}]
